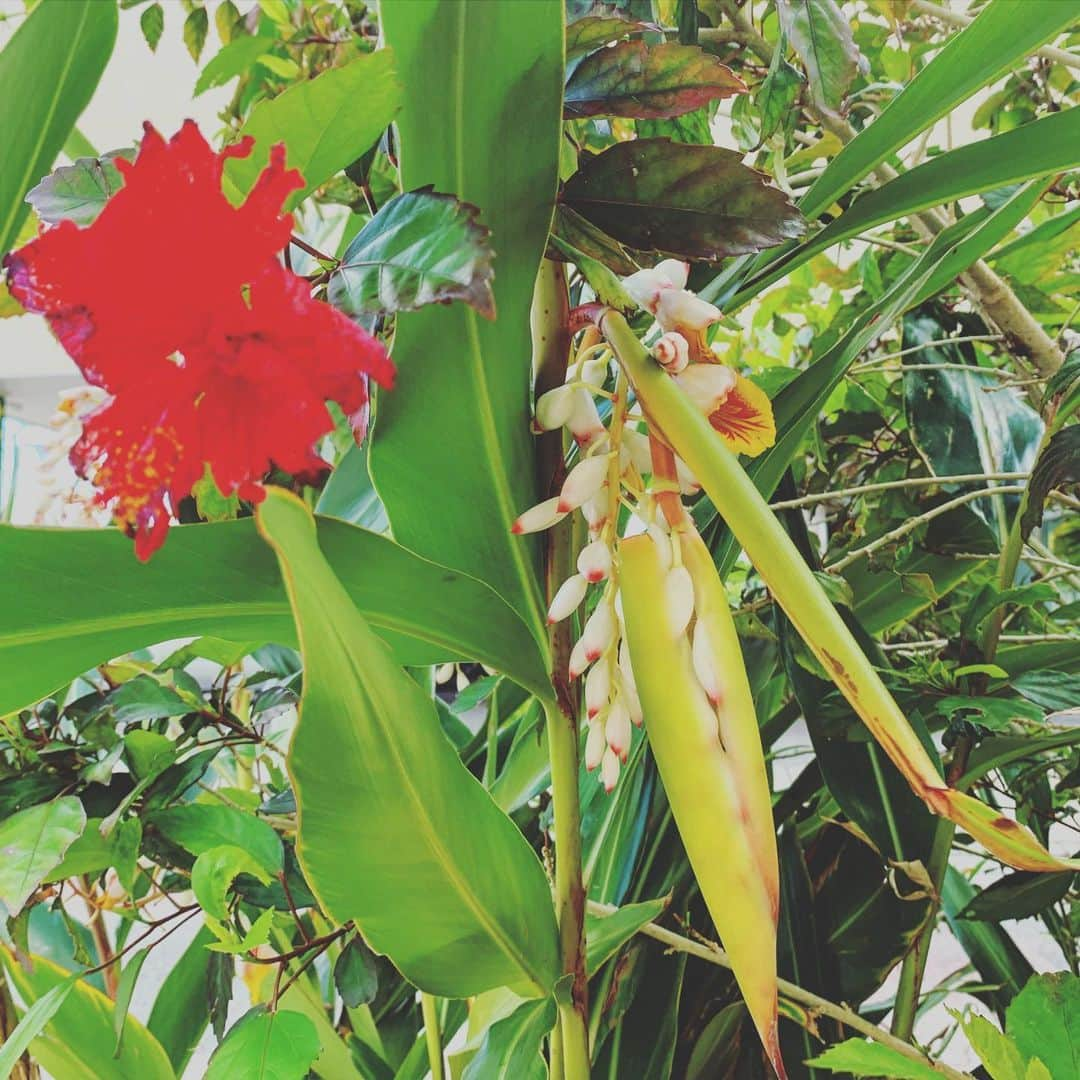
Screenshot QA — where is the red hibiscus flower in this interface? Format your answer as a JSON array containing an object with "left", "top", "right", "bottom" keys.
[{"left": 5, "top": 120, "right": 394, "bottom": 559}]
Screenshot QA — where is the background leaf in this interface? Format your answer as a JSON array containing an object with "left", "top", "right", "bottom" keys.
[
  {"left": 0, "top": 0, "right": 117, "bottom": 255},
  {"left": 329, "top": 188, "right": 495, "bottom": 320},
  {"left": 563, "top": 41, "right": 743, "bottom": 118},
  {"left": 0, "top": 798, "right": 86, "bottom": 917},
  {"left": 1006, "top": 972, "right": 1080, "bottom": 1078},
  {"left": 461, "top": 997, "right": 556, "bottom": 1080},
  {"left": 806, "top": 1038, "right": 943, "bottom": 1079},
  {"left": 561, "top": 139, "right": 805, "bottom": 261},
  {"left": 205, "top": 1007, "right": 320, "bottom": 1080},
  {"left": 257, "top": 490, "right": 561, "bottom": 998},
  {"left": 776, "top": 0, "right": 861, "bottom": 117},
  {"left": 225, "top": 48, "right": 401, "bottom": 208}
]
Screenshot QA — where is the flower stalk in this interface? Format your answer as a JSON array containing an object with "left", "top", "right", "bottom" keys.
[{"left": 601, "top": 308, "right": 1076, "bottom": 874}]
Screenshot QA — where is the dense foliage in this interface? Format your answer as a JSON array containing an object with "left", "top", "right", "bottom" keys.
[{"left": 0, "top": 1, "right": 1078, "bottom": 1078}]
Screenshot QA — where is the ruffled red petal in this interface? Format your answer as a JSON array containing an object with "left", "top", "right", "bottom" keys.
[{"left": 6, "top": 121, "right": 394, "bottom": 558}]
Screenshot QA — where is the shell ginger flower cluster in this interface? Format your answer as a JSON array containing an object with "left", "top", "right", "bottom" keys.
[{"left": 511, "top": 267, "right": 777, "bottom": 791}]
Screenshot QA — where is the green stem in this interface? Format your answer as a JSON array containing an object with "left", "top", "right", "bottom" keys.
[
  {"left": 534, "top": 260, "right": 590, "bottom": 1079},
  {"left": 420, "top": 993, "right": 444, "bottom": 1080}
]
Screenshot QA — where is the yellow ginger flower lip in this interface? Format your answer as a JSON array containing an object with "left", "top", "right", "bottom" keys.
[{"left": 707, "top": 373, "right": 776, "bottom": 458}]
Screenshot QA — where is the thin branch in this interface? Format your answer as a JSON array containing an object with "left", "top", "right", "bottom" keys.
[
  {"left": 825, "top": 486, "right": 1028, "bottom": 573},
  {"left": 850, "top": 335, "right": 1004, "bottom": 371},
  {"left": 908, "top": 0, "right": 1080, "bottom": 73},
  {"left": 586, "top": 900, "right": 975, "bottom": 1080},
  {"left": 770, "top": 472, "right": 1027, "bottom": 511}
]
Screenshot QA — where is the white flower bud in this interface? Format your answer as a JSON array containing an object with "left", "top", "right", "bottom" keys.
[
  {"left": 581, "top": 602, "right": 615, "bottom": 663},
  {"left": 692, "top": 620, "right": 723, "bottom": 706},
  {"left": 618, "top": 639, "right": 636, "bottom": 692},
  {"left": 548, "top": 573, "right": 588, "bottom": 624},
  {"left": 585, "top": 659, "right": 611, "bottom": 718},
  {"left": 665, "top": 565, "right": 695, "bottom": 637},
  {"left": 558, "top": 454, "right": 609, "bottom": 513},
  {"left": 600, "top": 746, "right": 620, "bottom": 792},
  {"left": 577, "top": 539, "right": 612, "bottom": 583},
  {"left": 622, "top": 261, "right": 689, "bottom": 313},
  {"left": 576, "top": 355, "right": 610, "bottom": 388},
  {"left": 569, "top": 635, "right": 591, "bottom": 680},
  {"left": 623, "top": 677, "right": 644, "bottom": 727},
  {"left": 620, "top": 427, "right": 653, "bottom": 475},
  {"left": 511, "top": 496, "right": 566, "bottom": 535},
  {"left": 653, "top": 332, "right": 690, "bottom": 374},
  {"left": 655, "top": 289, "right": 722, "bottom": 332},
  {"left": 566, "top": 389, "right": 606, "bottom": 447},
  {"left": 606, "top": 698, "right": 632, "bottom": 761},
  {"left": 584, "top": 719, "right": 606, "bottom": 771},
  {"left": 534, "top": 384, "right": 577, "bottom": 430},
  {"left": 674, "top": 364, "right": 737, "bottom": 415},
  {"left": 582, "top": 492, "right": 608, "bottom": 531},
  {"left": 647, "top": 524, "right": 673, "bottom": 571}
]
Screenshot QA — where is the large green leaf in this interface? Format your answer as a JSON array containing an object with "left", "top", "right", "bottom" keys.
[
  {"left": 371, "top": 0, "right": 564, "bottom": 638},
  {"left": 0, "top": 0, "right": 117, "bottom": 255},
  {"left": 806, "top": 1039, "right": 942, "bottom": 1079},
  {"left": 562, "top": 138, "right": 805, "bottom": 261},
  {"left": 0, "top": 516, "right": 549, "bottom": 717},
  {"left": 1007, "top": 972, "right": 1080, "bottom": 1079},
  {"left": 799, "top": 0, "right": 1079, "bottom": 220},
  {"left": 149, "top": 803, "right": 283, "bottom": 875},
  {"left": 1, "top": 953, "right": 175, "bottom": 1080},
  {"left": 563, "top": 40, "right": 743, "bottom": 118},
  {"left": 328, "top": 188, "right": 495, "bottom": 320},
  {"left": 225, "top": 47, "right": 401, "bottom": 206},
  {"left": 257, "top": 489, "right": 560, "bottom": 998},
  {"left": 0, "top": 797, "right": 85, "bottom": 917}
]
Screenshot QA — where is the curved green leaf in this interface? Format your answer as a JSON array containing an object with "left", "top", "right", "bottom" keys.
[
  {"left": 149, "top": 803, "right": 283, "bottom": 877},
  {"left": 1, "top": 953, "right": 175, "bottom": 1080},
  {"left": 0, "top": 516, "right": 550, "bottom": 718},
  {"left": 328, "top": 188, "right": 495, "bottom": 320},
  {"left": 256, "top": 489, "right": 560, "bottom": 998},
  {"left": 147, "top": 925, "right": 216, "bottom": 1074},
  {"left": 1007, "top": 972, "right": 1080, "bottom": 1079},
  {"left": 0, "top": 0, "right": 117, "bottom": 255},
  {"left": 0, "top": 973, "right": 78, "bottom": 1079},
  {"left": 0, "top": 797, "right": 86, "bottom": 917},
  {"left": 224, "top": 47, "right": 401, "bottom": 207},
  {"left": 25, "top": 150, "right": 131, "bottom": 226},
  {"left": 461, "top": 997, "right": 556, "bottom": 1080},
  {"left": 562, "top": 138, "right": 805, "bottom": 261},
  {"left": 563, "top": 40, "right": 743, "bottom": 118},
  {"left": 372, "top": 0, "right": 565, "bottom": 639},
  {"left": 205, "top": 1007, "right": 320, "bottom": 1080}
]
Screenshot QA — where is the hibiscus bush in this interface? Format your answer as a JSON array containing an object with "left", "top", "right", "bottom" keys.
[{"left": 0, "top": 1, "right": 1078, "bottom": 1078}]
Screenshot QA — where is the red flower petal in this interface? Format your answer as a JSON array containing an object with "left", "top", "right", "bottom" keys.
[{"left": 6, "top": 121, "right": 395, "bottom": 558}]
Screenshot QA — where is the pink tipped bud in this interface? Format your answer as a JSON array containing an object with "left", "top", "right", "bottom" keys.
[
  {"left": 656, "top": 288, "right": 722, "bottom": 333},
  {"left": 577, "top": 539, "right": 612, "bottom": 583},
  {"left": 558, "top": 454, "right": 609, "bottom": 513},
  {"left": 621, "top": 427, "right": 653, "bottom": 475},
  {"left": 623, "top": 678, "right": 644, "bottom": 727},
  {"left": 535, "top": 385, "right": 576, "bottom": 430},
  {"left": 653, "top": 332, "right": 690, "bottom": 374},
  {"left": 600, "top": 746, "right": 620, "bottom": 792},
  {"left": 581, "top": 602, "right": 615, "bottom": 662},
  {"left": 512, "top": 496, "right": 566, "bottom": 535},
  {"left": 548, "top": 573, "right": 588, "bottom": 623},
  {"left": 582, "top": 492, "right": 608, "bottom": 530},
  {"left": 665, "top": 565, "right": 695, "bottom": 637},
  {"left": 567, "top": 389, "right": 606, "bottom": 447},
  {"left": 674, "top": 364, "right": 737, "bottom": 415},
  {"left": 568, "top": 635, "right": 591, "bottom": 679},
  {"left": 606, "top": 698, "right": 632, "bottom": 761},
  {"left": 585, "top": 659, "right": 611, "bottom": 718},
  {"left": 646, "top": 524, "right": 673, "bottom": 571},
  {"left": 618, "top": 639, "right": 636, "bottom": 692},
  {"left": 692, "top": 620, "right": 723, "bottom": 705},
  {"left": 585, "top": 719, "right": 606, "bottom": 771}
]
